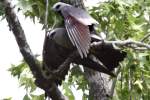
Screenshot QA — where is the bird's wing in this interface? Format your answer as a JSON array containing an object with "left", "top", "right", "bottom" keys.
[
  {"left": 65, "top": 15, "right": 91, "bottom": 58},
  {"left": 63, "top": 6, "right": 98, "bottom": 26}
]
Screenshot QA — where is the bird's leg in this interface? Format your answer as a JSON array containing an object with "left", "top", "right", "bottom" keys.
[
  {"left": 42, "top": 51, "right": 78, "bottom": 81},
  {"left": 52, "top": 51, "right": 78, "bottom": 77},
  {"left": 41, "top": 63, "right": 63, "bottom": 80}
]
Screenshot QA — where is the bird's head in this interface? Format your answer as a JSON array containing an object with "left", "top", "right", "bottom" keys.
[{"left": 52, "top": 2, "right": 70, "bottom": 12}]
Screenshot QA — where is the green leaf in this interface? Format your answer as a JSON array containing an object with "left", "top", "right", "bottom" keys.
[
  {"left": 23, "top": 94, "right": 30, "bottom": 100},
  {"left": 62, "top": 82, "right": 75, "bottom": 100},
  {"left": 30, "top": 94, "right": 45, "bottom": 100},
  {"left": 2, "top": 97, "right": 12, "bottom": 100},
  {"left": 19, "top": 76, "right": 36, "bottom": 92},
  {"left": 8, "top": 62, "right": 27, "bottom": 79},
  {"left": 134, "top": 80, "right": 143, "bottom": 90}
]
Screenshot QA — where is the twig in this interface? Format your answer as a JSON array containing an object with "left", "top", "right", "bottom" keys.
[
  {"left": 140, "top": 33, "right": 150, "bottom": 42},
  {"left": 109, "top": 66, "right": 121, "bottom": 97},
  {"left": 44, "top": 0, "right": 49, "bottom": 33}
]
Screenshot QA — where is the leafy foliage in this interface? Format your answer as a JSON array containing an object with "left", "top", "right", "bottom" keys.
[
  {"left": 63, "top": 65, "right": 89, "bottom": 99},
  {"left": 1, "top": 0, "right": 150, "bottom": 99},
  {"left": 8, "top": 61, "right": 45, "bottom": 100},
  {"left": 88, "top": 0, "right": 150, "bottom": 99},
  {"left": 0, "top": 2, "right": 6, "bottom": 19},
  {"left": 16, "top": 0, "right": 63, "bottom": 28}
]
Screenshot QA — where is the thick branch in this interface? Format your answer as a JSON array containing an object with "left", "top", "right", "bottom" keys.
[
  {"left": 1, "top": 0, "right": 66, "bottom": 100},
  {"left": 84, "top": 69, "right": 110, "bottom": 100},
  {"left": 1, "top": 0, "right": 40, "bottom": 80}
]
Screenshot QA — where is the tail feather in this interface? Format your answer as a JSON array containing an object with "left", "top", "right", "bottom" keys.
[{"left": 92, "top": 43, "right": 126, "bottom": 71}]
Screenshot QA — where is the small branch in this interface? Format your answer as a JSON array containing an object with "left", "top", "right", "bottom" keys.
[
  {"left": 140, "top": 33, "right": 150, "bottom": 42},
  {"left": 44, "top": 0, "right": 49, "bottom": 32},
  {"left": 109, "top": 66, "right": 121, "bottom": 97}
]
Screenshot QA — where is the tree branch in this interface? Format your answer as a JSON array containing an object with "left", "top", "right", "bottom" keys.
[
  {"left": 69, "top": 0, "right": 111, "bottom": 100},
  {"left": 53, "top": 38, "right": 150, "bottom": 81},
  {"left": 140, "top": 33, "right": 150, "bottom": 42},
  {"left": 2, "top": 0, "right": 150, "bottom": 99},
  {"left": 109, "top": 66, "right": 121, "bottom": 97},
  {"left": 44, "top": 0, "right": 49, "bottom": 32},
  {"left": 84, "top": 69, "right": 110, "bottom": 100},
  {"left": 1, "top": 0, "right": 66, "bottom": 100},
  {"left": 92, "top": 39, "right": 150, "bottom": 51}
]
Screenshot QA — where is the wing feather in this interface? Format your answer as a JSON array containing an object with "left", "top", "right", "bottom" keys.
[
  {"left": 65, "top": 16, "right": 91, "bottom": 58},
  {"left": 72, "top": 25, "right": 87, "bottom": 57},
  {"left": 69, "top": 25, "right": 84, "bottom": 57},
  {"left": 74, "top": 23, "right": 89, "bottom": 54},
  {"left": 75, "top": 22, "right": 91, "bottom": 51},
  {"left": 67, "top": 19, "right": 85, "bottom": 57},
  {"left": 65, "top": 19, "right": 83, "bottom": 58},
  {"left": 65, "top": 20, "right": 75, "bottom": 45}
]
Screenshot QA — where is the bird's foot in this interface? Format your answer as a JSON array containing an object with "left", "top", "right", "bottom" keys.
[{"left": 41, "top": 67, "right": 64, "bottom": 81}]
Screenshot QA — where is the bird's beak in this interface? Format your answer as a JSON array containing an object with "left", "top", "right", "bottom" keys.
[{"left": 51, "top": 4, "right": 56, "bottom": 11}]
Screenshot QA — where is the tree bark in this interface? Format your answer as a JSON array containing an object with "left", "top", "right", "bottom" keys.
[
  {"left": 1, "top": 0, "right": 66, "bottom": 100},
  {"left": 1, "top": 0, "right": 115, "bottom": 99},
  {"left": 84, "top": 69, "right": 111, "bottom": 100},
  {"left": 69, "top": 0, "right": 111, "bottom": 100}
]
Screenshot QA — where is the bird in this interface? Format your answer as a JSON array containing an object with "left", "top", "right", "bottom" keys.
[
  {"left": 52, "top": 2, "right": 99, "bottom": 58},
  {"left": 42, "top": 28, "right": 126, "bottom": 85}
]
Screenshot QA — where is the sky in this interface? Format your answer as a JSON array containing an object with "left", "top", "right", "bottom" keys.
[
  {"left": 0, "top": 0, "right": 102, "bottom": 99},
  {"left": 0, "top": 11, "right": 84, "bottom": 100},
  {"left": 0, "top": 12, "right": 45, "bottom": 99}
]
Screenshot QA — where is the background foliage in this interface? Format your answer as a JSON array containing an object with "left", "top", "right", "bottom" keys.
[{"left": 1, "top": 0, "right": 150, "bottom": 100}]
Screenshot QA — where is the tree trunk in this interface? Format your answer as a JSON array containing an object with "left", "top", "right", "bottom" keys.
[
  {"left": 84, "top": 68, "right": 111, "bottom": 100},
  {"left": 70, "top": 0, "right": 111, "bottom": 100}
]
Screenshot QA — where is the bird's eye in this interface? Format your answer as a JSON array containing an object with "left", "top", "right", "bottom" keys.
[
  {"left": 48, "top": 31, "right": 56, "bottom": 39},
  {"left": 55, "top": 5, "right": 61, "bottom": 9}
]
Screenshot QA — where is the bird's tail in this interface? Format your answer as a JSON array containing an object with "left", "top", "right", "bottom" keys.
[{"left": 92, "top": 43, "right": 126, "bottom": 72}]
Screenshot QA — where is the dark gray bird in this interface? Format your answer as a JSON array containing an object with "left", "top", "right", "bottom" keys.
[
  {"left": 42, "top": 28, "right": 126, "bottom": 85},
  {"left": 52, "top": 2, "right": 99, "bottom": 58}
]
